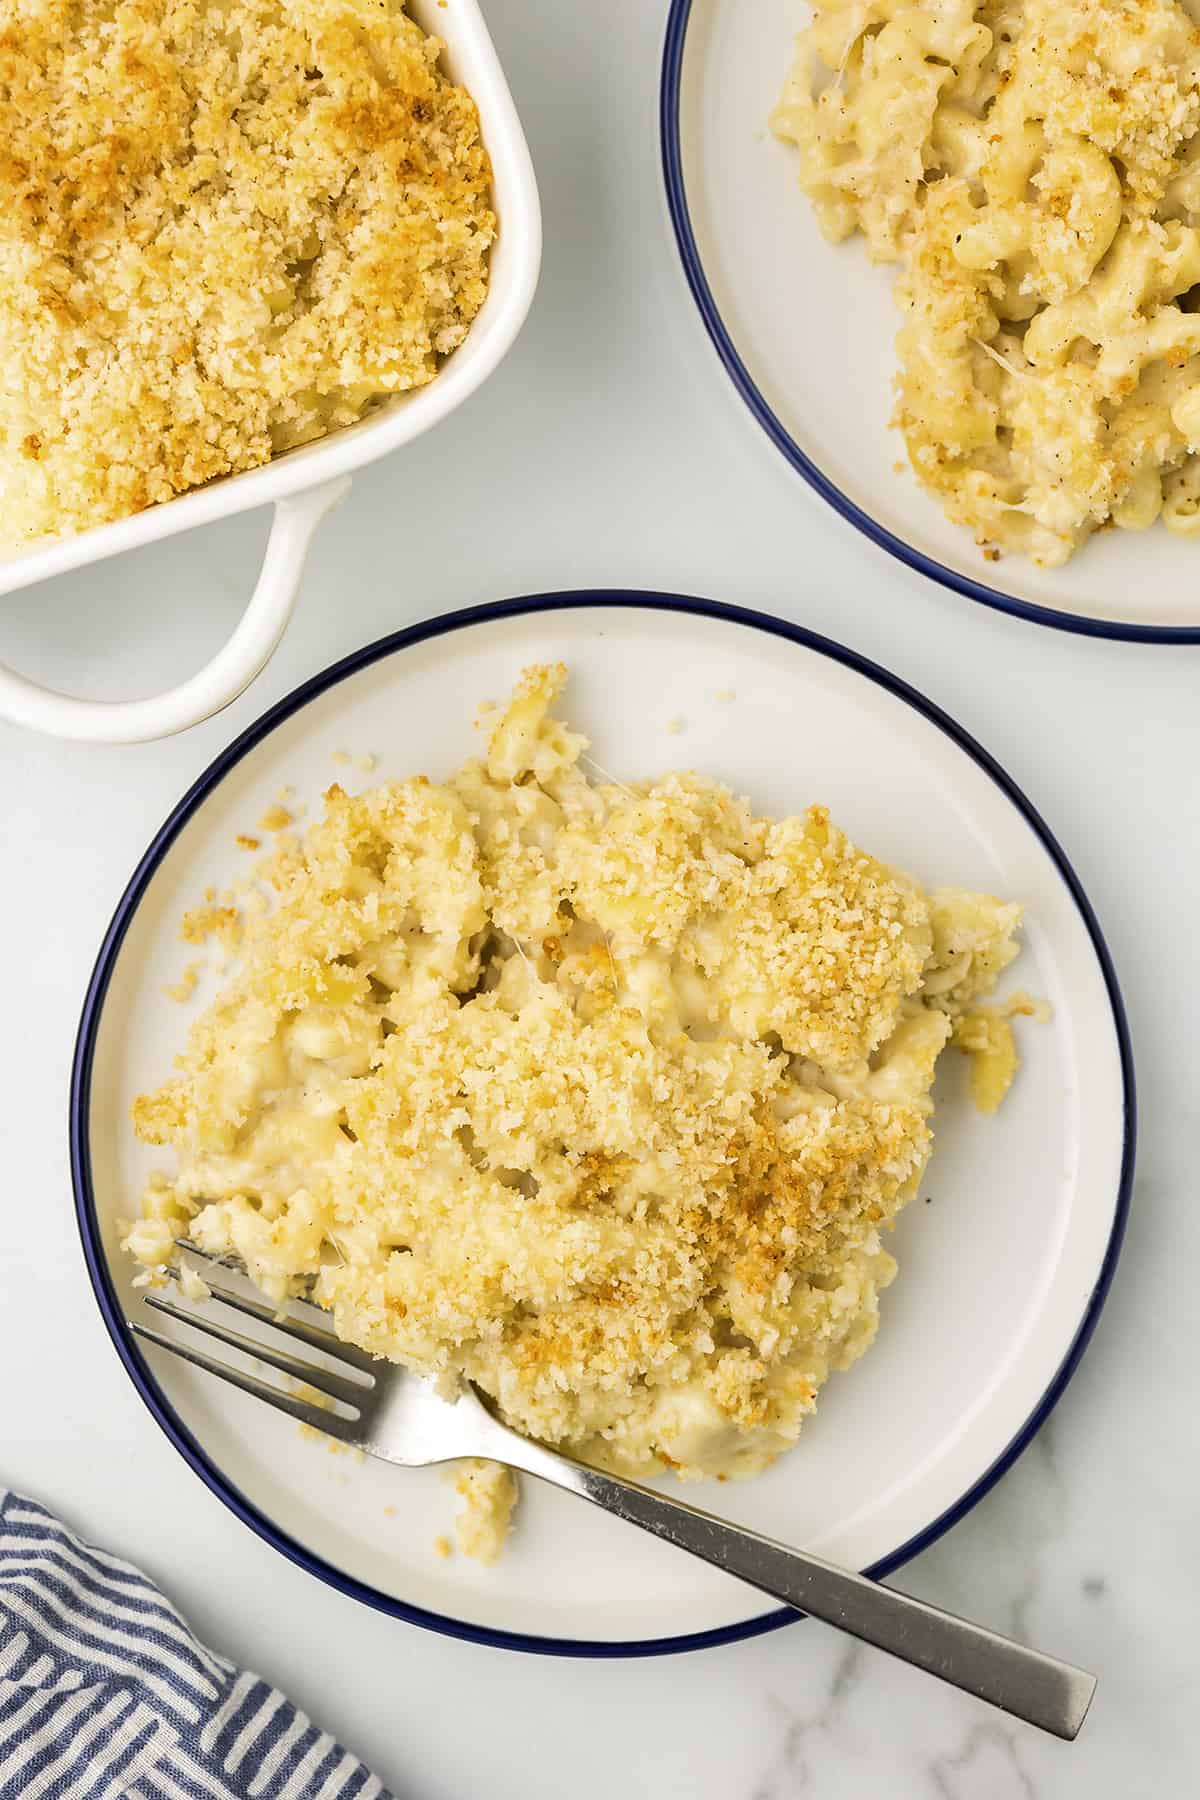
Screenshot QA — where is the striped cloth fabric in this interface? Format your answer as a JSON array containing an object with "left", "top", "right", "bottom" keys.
[{"left": 0, "top": 1491, "right": 392, "bottom": 1800}]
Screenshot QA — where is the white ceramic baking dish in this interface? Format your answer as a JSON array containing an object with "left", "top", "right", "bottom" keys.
[{"left": 0, "top": 0, "right": 540, "bottom": 743}]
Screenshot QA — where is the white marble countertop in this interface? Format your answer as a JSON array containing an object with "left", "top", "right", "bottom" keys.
[{"left": 1, "top": 1, "right": 1195, "bottom": 1791}]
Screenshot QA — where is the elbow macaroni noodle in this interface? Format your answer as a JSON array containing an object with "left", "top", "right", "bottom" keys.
[{"left": 773, "top": 0, "right": 1200, "bottom": 564}]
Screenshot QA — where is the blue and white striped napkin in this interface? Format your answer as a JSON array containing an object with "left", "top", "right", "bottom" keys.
[{"left": 0, "top": 1491, "right": 392, "bottom": 1800}]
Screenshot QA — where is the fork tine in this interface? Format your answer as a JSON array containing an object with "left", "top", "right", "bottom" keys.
[
  {"left": 129, "top": 1321, "right": 363, "bottom": 1441},
  {"left": 175, "top": 1241, "right": 379, "bottom": 1376},
  {"left": 181, "top": 1277, "right": 378, "bottom": 1380},
  {"left": 141, "top": 1292, "right": 369, "bottom": 1411},
  {"left": 174, "top": 1238, "right": 242, "bottom": 1273}
]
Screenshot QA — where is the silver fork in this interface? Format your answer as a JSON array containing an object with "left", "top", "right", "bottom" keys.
[{"left": 129, "top": 1246, "right": 1095, "bottom": 1741}]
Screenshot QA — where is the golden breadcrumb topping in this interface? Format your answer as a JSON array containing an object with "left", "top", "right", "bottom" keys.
[
  {"left": 0, "top": 0, "right": 494, "bottom": 547},
  {"left": 127, "top": 666, "right": 1027, "bottom": 1556}
]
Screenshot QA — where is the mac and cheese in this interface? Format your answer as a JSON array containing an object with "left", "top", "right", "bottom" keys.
[
  {"left": 774, "top": 0, "right": 1200, "bottom": 564},
  {"left": 127, "top": 666, "right": 1026, "bottom": 1556},
  {"left": 0, "top": 0, "right": 493, "bottom": 547}
]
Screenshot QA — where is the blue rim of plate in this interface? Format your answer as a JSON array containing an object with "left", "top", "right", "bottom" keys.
[
  {"left": 659, "top": 0, "right": 1200, "bottom": 645},
  {"left": 70, "top": 589, "right": 1136, "bottom": 1658}
]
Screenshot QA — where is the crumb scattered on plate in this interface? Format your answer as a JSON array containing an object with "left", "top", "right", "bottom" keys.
[
  {"left": 179, "top": 904, "right": 240, "bottom": 948},
  {"left": 165, "top": 963, "right": 200, "bottom": 1004}
]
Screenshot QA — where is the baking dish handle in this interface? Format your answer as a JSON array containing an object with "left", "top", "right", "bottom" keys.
[{"left": 0, "top": 476, "right": 351, "bottom": 743}]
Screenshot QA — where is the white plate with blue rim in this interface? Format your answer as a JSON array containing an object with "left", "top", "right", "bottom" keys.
[
  {"left": 71, "top": 592, "right": 1133, "bottom": 1653},
  {"left": 660, "top": 0, "right": 1200, "bottom": 642}
]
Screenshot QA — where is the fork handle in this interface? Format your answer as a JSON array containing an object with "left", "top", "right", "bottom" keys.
[{"left": 510, "top": 1444, "right": 1094, "bottom": 1739}]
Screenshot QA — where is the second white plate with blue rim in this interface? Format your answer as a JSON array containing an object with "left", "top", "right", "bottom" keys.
[
  {"left": 661, "top": 0, "right": 1200, "bottom": 641},
  {"left": 72, "top": 592, "right": 1133, "bottom": 1653}
]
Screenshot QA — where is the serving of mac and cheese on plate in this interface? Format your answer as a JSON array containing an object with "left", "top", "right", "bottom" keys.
[
  {"left": 76, "top": 599, "right": 1130, "bottom": 1641},
  {"left": 124, "top": 662, "right": 1030, "bottom": 1557},
  {"left": 773, "top": 0, "right": 1200, "bottom": 566}
]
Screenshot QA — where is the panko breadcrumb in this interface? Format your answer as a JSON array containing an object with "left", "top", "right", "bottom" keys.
[
  {"left": 0, "top": 0, "right": 494, "bottom": 547},
  {"left": 165, "top": 962, "right": 200, "bottom": 1004},
  {"left": 126, "top": 665, "right": 1028, "bottom": 1558}
]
